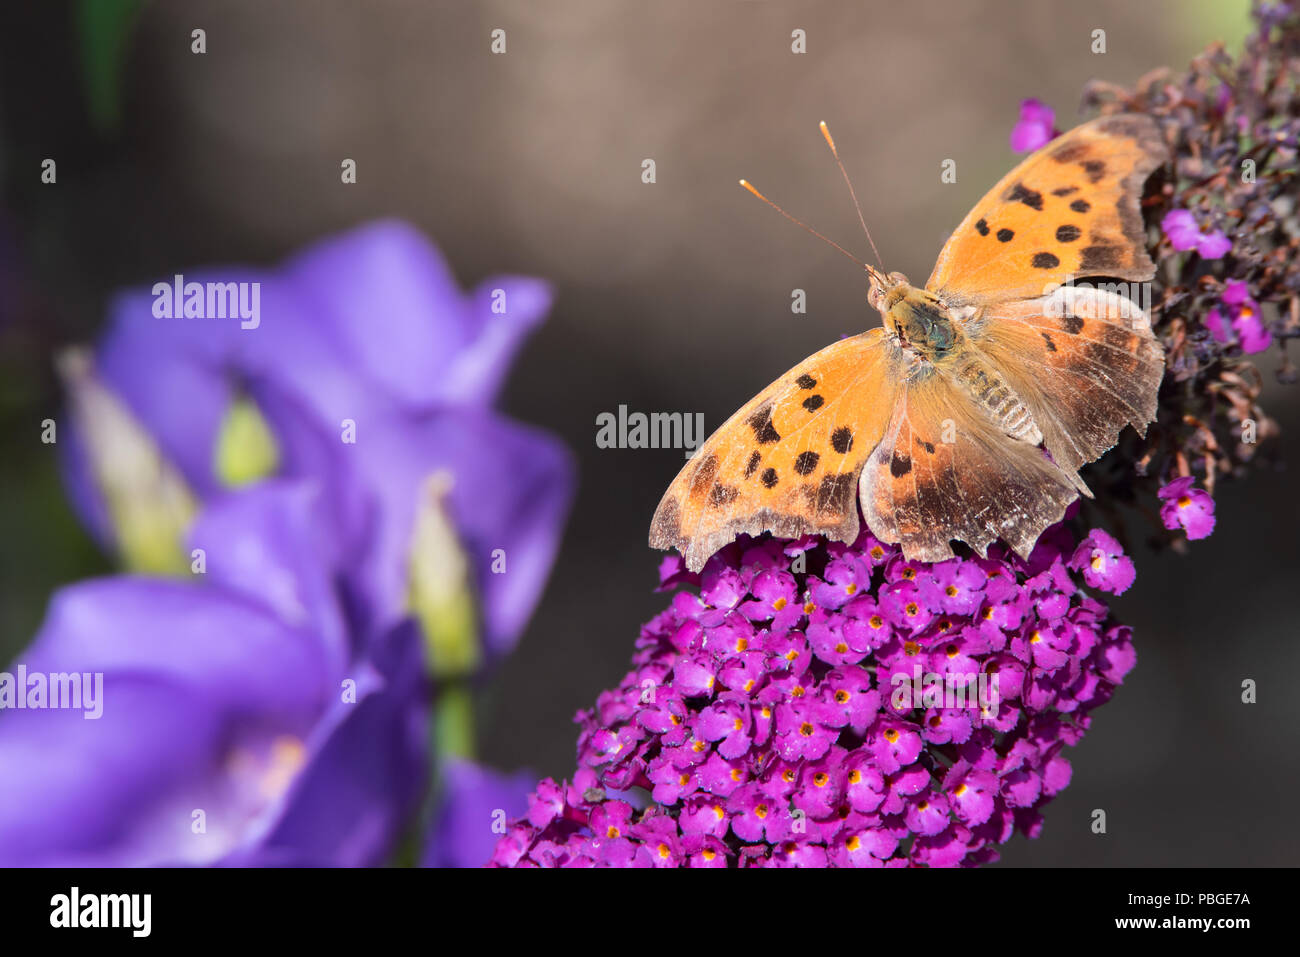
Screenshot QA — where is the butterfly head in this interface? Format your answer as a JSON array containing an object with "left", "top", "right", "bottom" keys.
[
  {"left": 869, "top": 270, "right": 961, "bottom": 361},
  {"left": 865, "top": 265, "right": 907, "bottom": 313}
]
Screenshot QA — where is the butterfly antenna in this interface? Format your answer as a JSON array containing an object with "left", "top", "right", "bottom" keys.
[
  {"left": 738, "top": 178, "right": 866, "bottom": 270},
  {"left": 819, "top": 121, "right": 885, "bottom": 271}
]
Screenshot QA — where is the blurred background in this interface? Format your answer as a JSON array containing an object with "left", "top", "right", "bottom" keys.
[{"left": 1, "top": 0, "right": 1294, "bottom": 866}]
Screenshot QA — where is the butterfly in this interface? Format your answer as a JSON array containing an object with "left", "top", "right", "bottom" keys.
[{"left": 650, "top": 113, "right": 1168, "bottom": 572}]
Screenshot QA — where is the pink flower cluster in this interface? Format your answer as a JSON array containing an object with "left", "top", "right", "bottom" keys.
[{"left": 491, "top": 521, "right": 1138, "bottom": 867}]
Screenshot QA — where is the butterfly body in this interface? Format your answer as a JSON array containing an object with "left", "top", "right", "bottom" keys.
[
  {"left": 886, "top": 279, "right": 1043, "bottom": 443},
  {"left": 652, "top": 114, "right": 1168, "bottom": 571}
]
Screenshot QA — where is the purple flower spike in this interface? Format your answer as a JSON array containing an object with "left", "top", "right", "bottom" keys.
[
  {"left": 1010, "top": 98, "right": 1059, "bottom": 152},
  {"left": 495, "top": 521, "right": 1139, "bottom": 867},
  {"left": 1158, "top": 477, "right": 1217, "bottom": 541}
]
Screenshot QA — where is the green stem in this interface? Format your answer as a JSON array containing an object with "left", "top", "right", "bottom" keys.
[{"left": 434, "top": 680, "right": 476, "bottom": 762}]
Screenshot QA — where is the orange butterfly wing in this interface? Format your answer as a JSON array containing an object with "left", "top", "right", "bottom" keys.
[
  {"left": 650, "top": 330, "right": 901, "bottom": 571},
  {"left": 653, "top": 113, "right": 1168, "bottom": 569},
  {"left": 927, "top": 114, "right": 1167, "bottom": 304},
  {"left": 860, "top": 363, "right": 1080, "bottom": 562},
  {"left": 965, "top": 285, "right": 1165, "bottom": 478}
]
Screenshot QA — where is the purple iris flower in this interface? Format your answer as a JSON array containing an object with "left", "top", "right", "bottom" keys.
[
  {"left": 59, "top": 219, "right": 573, "bottom": 661},
  {"left": 7, "top": 221, "right": 575, "bottom": 867},
  {"left": 0, "top": 481, "right": 426, "bottom": 866}
]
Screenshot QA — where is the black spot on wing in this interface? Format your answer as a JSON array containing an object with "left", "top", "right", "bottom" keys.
[
  {"left": 915, "top": 437, "right": 935, "bottom": 454},
  {"left": 975, "top": 218, "right": 989, "bottom": 236},
  {"left": 831, "top": 427, "right": 854, "bottom": 454},
  {"left": 1061, "top": 314, "right": 1085, "bottom": 335},
  {"left": 1080, "top": 244, "right": 1124, "bottom": 272},
  {"left": 760, "top": 468, "right": 778, "bottom": 489},
  {"left": 1031, "top": 252, "right": 1060, "bottom": 269},
  {"left": 1004, "top": 183, "right": 1043, "bottom": 211},
  {"left": 795, "top": 374, "right": 817, "bottom": 389},
  {"left": 793, "top": 451, "right": 820, "bottom": 475},
  {"left": 1051, "top": 186, "right": 1078, "bottom": 196},
  {"left": 1051, "top": 142, "right": 1089, "bottom": 164},
  {"left": 890, "top": 452, "right": 912, "bottom": 477},
  {"left": 802, "top": 394, "right": 825, "bottom": 412},
  {"left": 748, "top": 406, "right": 781, "bottom": 444},
  {"left": 1055, "top": 224, "right": 1081, "bottom": 242},
  {"left": 690, "top": 453, "right": 719, "bottom": 496},
  {"left": 997, "top": 228, "right": 1014, "bottom": 242},
  {"left": 1070, "top": 198, "right": 1091, "bottom": 213},
  {"left": 709, "top": 484, "right": 738, "bottom": 507},
  {"left": 1103, "top": 324, "right": 1139, "bottom": 352},
  {"left": 1082, "top": 159, "right": 1106, "bottom": 182},
  {"left": 1040, "top": 331, "right": 1058, "bottom": 352},
  {"left": 815, "top": 472, "right": 856, "bottom": 512},
  {"left": 743, "top": 450, "right": 761, "bottom": 479}
]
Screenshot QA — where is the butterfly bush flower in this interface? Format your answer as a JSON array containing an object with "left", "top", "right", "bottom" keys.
[
  {"left": 493, "top": 524, "right": 1135, "bottom": 867},
  {"left": 1078, "top": 0, "right": 1297, "bottom": 541},
  {"left": 1010, "top": 98, "right": 1059, "bottom": 152},
  {"left": 1160, "top": 209, "right": 1233, "bottom": 260},
  {"left": 1158, "top": 477, "right": 1216, "bottom": 540},
  {"left": 1206, "top": 279, "right": 1272, "bottom": 353}
]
